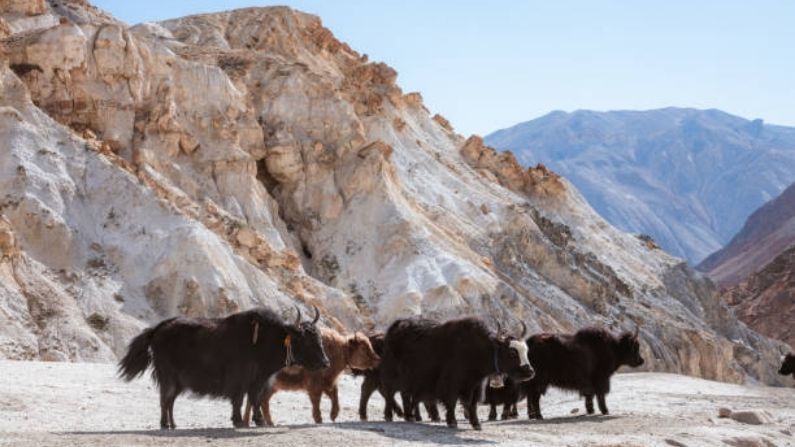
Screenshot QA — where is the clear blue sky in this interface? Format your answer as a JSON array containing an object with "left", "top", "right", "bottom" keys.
[{"left": 93, "top": 0, "right": 794, "bottom": 136}]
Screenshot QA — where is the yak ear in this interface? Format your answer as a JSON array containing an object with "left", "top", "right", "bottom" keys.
[{"left": 252, "top": 321, "right": 260, "bottom": 345}]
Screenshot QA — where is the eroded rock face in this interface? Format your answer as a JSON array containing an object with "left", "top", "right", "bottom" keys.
[
  {"left": 700, "top": 181, "right": 795, "bottom": 287},
  {"left": 0, "top": 1, "right": 788, "bottom": 384},
  {"left": 723, "top": 247, "right": 795, "bottom": 349}
]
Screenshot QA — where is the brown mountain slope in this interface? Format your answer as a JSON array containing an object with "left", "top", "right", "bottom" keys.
[
  {"left": 699, "top": 181, "right": 795, "bottom": 286},
  {"left": 722, "top": 246, "right": 795, "bottom": 348}
]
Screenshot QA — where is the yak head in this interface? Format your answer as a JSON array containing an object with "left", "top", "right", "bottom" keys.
[
  {"left": 346, "top": 332, "right": 381, "bottom": 370},
  {"left": 285, "top": 305, "right": 330, "bottom": 371},
  {"left": 779, "top": 354, "right": 795, "bottom": 377},
  {"left": 617, "top": 327, "right": 644, "bottom": 368},
  {"left": 493, "top": 321, "right": 535, "bottom": 382}
]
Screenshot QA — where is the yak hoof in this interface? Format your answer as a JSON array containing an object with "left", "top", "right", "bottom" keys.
[
  {"left": 233, "top": 420, "right": 248, "bottom": 429},
  {"left": 471, "top": 423, "right": 482, "bottom": 431}
]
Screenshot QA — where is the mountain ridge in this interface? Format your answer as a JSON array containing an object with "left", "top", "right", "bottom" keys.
[
  {"left": 485, "top": 107, "right": 795, "bottom": 264},
  {"left": 699, "top": 181, "right": 795, "bottom": 286}
]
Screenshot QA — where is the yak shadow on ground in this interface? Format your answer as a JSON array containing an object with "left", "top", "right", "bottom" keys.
[
  {"left": 63, "top": 427, "right": 278, "bottom": 440},
  {"left": 333, "top": 420, "right": 497, "bottom": 445},
  {"left": 499, "top": 414, "right": 620, "bottom": 427},
  {"left": 62, "top": 420, "right": 496, "bottom": 444}
]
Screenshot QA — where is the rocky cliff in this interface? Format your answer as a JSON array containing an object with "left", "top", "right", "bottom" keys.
[
  {"left": 700, "top": 182, "right": 795, "bottom": 348},
  {"left": 485, "top": 109, "right": 795, "bottom": 264},
  {"left": 722, "top": 246, "right": 794, "bottom": 349},
  {"left": 699, "top": 181, "right": 795, "bottom": 287},
  {"left": 0, "top": 0, "right": 788, "bottom": 384}
]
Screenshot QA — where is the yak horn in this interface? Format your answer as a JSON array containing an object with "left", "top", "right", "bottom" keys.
[
  {"left": 633, "top": 325, "right": 640, "bottom": 339},
  {"left": 519, "top": 321, "right": 527, "bottom": 339},
  {"left": 312, "top": 305, "right": 320, "bottom": 325},
  {"left": 252, "top": 322, "right": 259, "bottom": 345},
  {"left": 293, "top": 304, "right": 302, "bottom": 326},
  {"left": 495, "top": 321, "right": 502, "bottom": 336}
]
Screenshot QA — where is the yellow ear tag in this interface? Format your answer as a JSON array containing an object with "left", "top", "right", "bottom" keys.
[{"left": 284, "top": 335, "right": 292, "bottom": 347}]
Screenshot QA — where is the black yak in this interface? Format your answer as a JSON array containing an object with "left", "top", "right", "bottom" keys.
[
  {"left": 524, "top": 326, "right": 644, "bottom": 419},
  {"left": 118, "top": 306, "right": 329, "bottom": 429},
  {"left": 780, "top": 354, "right": 795, "bottom": 378},
  {"left": 379, "top": 317, "right": 534, "bottom": 430},
  {"left": 352, "top": 333, "right": 440, "bottom": 422}
]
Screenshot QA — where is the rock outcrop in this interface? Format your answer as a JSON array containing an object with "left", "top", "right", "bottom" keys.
[
  {"left": 699, "top": 182, "right": 795, "bottom": 348},
  {"left": 722, "top": 246, "right": 794, "bottom": 348},
  {"left": 0, "top": 0, "right": 788, "bottom": 384}
]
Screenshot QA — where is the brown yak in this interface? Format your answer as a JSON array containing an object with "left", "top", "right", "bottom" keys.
[{"left": 243, "top": 327, "right": 380, "bottom": 425}]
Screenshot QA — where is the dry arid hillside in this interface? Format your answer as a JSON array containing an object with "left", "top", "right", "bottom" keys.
[
  {"left": 0, "top": 0, "right": 790, "bottom": 384},
  {"left": 700, "top": 181, "right": 795, "bottom": 287},
  {"left": 699, "top": 182, "right": 795, "bottom": 348},
  {"left": 722, "top": 246, "right": 795, "bottom": 349}
]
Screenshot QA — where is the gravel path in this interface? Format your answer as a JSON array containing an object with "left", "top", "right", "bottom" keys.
[{"left": 0, "top": 361, "right": 793, "bottom": 446}]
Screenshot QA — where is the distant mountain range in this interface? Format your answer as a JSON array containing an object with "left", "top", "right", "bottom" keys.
[{"left": 485, "top": 108, "right": 795, "bottom": 264}]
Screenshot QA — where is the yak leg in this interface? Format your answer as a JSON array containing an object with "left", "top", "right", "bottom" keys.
[
  {"left": 231, "top": 393, "right": 246, "bottom": 428},
  {"left": 166, "top": 386, "right": 179, "bottom": 430},
  {"left": 443, "top": 398, "right": 458, "bottom": 428},
  {"left": 597, "top": 393, "right": 609, "bottom": 415},
  {"left": 309, "top": 389, "right": 323, "bottom": 424},
  {"left": 584, "top": 394, "right": 595, "bottom": 415},
  {"left": 242, "top": 399, "right": 252, "bottom": 427},
  {"left": 245, "top": 387, "right": 266, "bottom": 427},
  {"left": 412, "top": 399, "right": 422, "bottom": 422},
  {"left": 383, "top": 390, "right": 395, "bottom": 422},
  {"left": 510, "top": 403, "right": 519, "bottom": 419},
  {"left": 425, "top": 400, "right": 440, "bottom": 422},
  {"left": 260, "top": 387, "right": 276, "bottom": 426},
  {"left": 158, "top": 381, "right": 178, "bottom": 430},
  {"left": 359, "top": 376, "right": 378, "bottom": 421},
  {"left": 501, "top": 403, "right": 513, "bottom": 420},
  {"left": 401, "top": 392, "right": 415, "bottom": 422},
  {"left": 327, "top": 386, "right": 340, "bottom": 422},
  {"left": 382, "top": 389, "right": 404, "bottom": 421},
  {"left": 466, "top": 389, "right": 482, "bottom": 430},
  {"left": 527, "top": 388, "right": 543, "bottom": 420},
  {"left": 488, "top": 403, "right": 498, "bottom": 421}
]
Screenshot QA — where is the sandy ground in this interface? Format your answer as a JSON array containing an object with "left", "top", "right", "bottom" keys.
[{"left": 0, "top": 361, "right": 793, "bottom": 447}]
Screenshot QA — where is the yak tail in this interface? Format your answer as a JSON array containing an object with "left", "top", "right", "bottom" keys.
[{"left": 118, "top": 326, "right": 156, "bottom": 382}]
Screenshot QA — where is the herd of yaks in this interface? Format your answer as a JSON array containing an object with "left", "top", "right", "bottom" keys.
[{"left": 119, "top": 306, "right": 795, "bottom": 430}]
